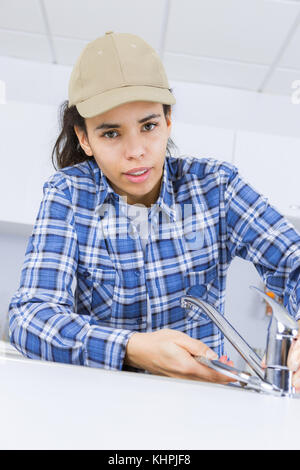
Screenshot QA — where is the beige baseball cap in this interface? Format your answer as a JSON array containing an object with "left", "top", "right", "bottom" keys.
[{"left": 68, "top": 31, "right": 176, "bottom": 118}]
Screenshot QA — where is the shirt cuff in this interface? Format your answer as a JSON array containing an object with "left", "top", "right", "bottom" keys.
[{"left": 83, "top": 326, "right": 136, "bottom": 370}]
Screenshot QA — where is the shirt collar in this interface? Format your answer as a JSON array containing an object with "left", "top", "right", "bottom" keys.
[
  {"left": 90, "top": 156, "right": 177, "bottom": 222},
  {"left": 154, "top": 158, "right": 177, "bottom": 222},
  {"left": 88, "top": 159, "right": 115, "bottom": 211},
  {"left": 98, "top": 169, "right": 115, "bottom": 206}
]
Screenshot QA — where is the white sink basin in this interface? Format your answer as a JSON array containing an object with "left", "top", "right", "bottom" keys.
[
  {"left": 285, "top": 213, "right": 300, "bottom": 233},
  {"left": 0, "top": 340, "right": 28, "bottom": 361}
]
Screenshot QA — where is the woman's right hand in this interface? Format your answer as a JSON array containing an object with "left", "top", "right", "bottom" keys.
[{"left": 124, "top": 328, "right": 236, "bottom": 384}]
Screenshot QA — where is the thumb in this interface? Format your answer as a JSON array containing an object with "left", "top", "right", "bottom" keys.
[{"left": 175, "top": 334, "right": 218, "bottom": 360}]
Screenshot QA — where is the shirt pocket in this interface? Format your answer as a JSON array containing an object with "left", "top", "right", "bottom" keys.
[
  {"left": 80, "top": 266, "right": 117, "bottom": 321},
  {"left": 184, "top": 264, "right": 219, "bottom": 322}
]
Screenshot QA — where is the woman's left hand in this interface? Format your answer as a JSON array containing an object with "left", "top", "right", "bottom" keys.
[{"left": 287, "top": 320, "right": 300, "bottom": 392}]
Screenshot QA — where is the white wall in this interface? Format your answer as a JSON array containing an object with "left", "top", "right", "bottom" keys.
[{"left": 1, "top": 57, "right": 300, "bottom": 365}]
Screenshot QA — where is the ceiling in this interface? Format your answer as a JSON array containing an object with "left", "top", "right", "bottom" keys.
[{"left": 0, "top": 0, "right": 300, "bottom": 96}]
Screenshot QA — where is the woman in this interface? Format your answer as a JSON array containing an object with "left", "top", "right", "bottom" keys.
[{"left": 8, "top": 32, "right": 300, "bottom": 389}]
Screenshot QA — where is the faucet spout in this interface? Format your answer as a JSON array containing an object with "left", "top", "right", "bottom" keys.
[
  {"left": 181, "top": 296, "right": 265, "bottom": 380},
  {"left": 249, "top": 286, "right": 298, "bottom": 335}
]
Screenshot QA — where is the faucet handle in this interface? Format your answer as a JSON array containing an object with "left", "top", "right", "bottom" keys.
[{"left": 250, "top": 286, "right": 299, "bottom": 335}]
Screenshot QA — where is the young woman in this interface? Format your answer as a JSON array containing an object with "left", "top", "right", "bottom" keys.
[{"left": 8, "top": 32, "right": 300, "bottom": 389}]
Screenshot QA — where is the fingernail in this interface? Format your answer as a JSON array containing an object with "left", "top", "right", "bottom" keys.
[{"left": 206, "top": 350, "right": 218, "bottom": 360}]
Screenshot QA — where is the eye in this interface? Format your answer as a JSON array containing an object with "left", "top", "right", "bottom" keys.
[
  {"left": 143, "top": 122, "right": 158, "bottom": 131},
  {"left": 101, "top": 122, "right": 158, "bottom": 139},
  {"left": 102, "top": 130, "right": 119, "bottom": 139}
]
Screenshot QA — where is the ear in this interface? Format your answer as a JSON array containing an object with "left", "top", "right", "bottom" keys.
[
  {"left": 165, "top": 108, "right": 172, "bottom": 137},
  {"left": 74, "top": 125, "right": 93, "bottom": 157}
]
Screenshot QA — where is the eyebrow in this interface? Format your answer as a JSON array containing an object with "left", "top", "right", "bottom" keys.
[{"left": 93, "top": 113, "right": 162, "bottom": 132}]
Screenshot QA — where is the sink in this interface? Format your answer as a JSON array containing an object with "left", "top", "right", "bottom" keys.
[
  {"left": 0, "top": 340, "right": 28, "bottom": 361},
  {"left": 282, "top": 208, "right": 300, "bottom": 233}
]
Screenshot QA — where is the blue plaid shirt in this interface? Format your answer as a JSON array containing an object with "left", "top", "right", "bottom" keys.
[{"left": 8, "top": 155, "right": 300, "bottom": 371}]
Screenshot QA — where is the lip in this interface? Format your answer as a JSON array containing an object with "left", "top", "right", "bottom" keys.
[
  {"left": 123, "top": 167, "right": 152, "bottom": 183},
  {"left": 124, "top": 167, "right": 151, "bottom": 175}
]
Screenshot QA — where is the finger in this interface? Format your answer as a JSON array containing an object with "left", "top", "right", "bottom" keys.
[
  {"left": 189, "top": 355, "right": 237, "bottom": 384},
  {"left": 293, "top": 369, "right": 300, "bottom": 392},
  {"left": 162, "top": 345, "right": 233, "bottom": 384},
  {"left": 196, "top": 365, "right": 237, "bottom": 384},
  {"left": 219, "top": 355, "right": 228, "bottom": 363},
  {"left": 266, "top": 304, "right": 272, "bottom": 316},
  {"left": 287, "top": 338, "right": 300, "bottom": 371},
  {"left": 174, "top": 364, "right": 236, "bottom": 384},
  {"left": 203, "top": 355, "right": 237, "bottom": 383},
  {"left": 165, "top": 333, "right": 235, "bottom": 384},
  {"left": 174, "top": 334, "right": 218, "bottom": 361}
]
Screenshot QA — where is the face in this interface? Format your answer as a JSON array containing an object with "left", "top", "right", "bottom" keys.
[{"left": 74, "top": 101, "right": 172, "bottom": 207}]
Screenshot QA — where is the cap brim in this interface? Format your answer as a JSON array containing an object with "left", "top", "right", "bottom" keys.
[{"left": 76, "top": 85, "right": 176, "bottom": 118}]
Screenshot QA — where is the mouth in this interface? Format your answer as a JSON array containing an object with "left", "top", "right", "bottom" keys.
[{"left": 123, "top": 167, "right": 152, "bottom": 183}]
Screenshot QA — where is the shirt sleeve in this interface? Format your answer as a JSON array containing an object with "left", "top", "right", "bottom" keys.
[
  {"left": 223, "top": 165, "right": 300, "bottom": 321},
  {"left": 8, "top": 180, "right": 135, "bottom": 370}
]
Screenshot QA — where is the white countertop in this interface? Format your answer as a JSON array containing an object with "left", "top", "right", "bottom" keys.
[{"left": 1, "top": 341, "right": 299, "bottom": 450}]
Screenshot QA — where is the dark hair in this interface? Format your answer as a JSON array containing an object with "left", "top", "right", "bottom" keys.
[{"left": 51, "top": 89, "right": 178, "bottom": 171}]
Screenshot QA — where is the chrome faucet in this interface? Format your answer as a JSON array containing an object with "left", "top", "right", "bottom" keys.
[{"left": 181, "top": 286, "right": 299, "bottom": 397}]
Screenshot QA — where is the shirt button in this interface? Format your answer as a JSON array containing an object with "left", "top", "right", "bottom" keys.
[{"left": 135, "top": 270, "right": 141, "bottom": 277}]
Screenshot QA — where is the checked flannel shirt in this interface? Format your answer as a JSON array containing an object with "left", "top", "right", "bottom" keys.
[{"left": 8, "top": 155, "right": 300, "bottom": 371}]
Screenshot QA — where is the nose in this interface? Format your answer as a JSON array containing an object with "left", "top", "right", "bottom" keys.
[{"left": 123, "top": 131, "right": 145, "bottom": 160}]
